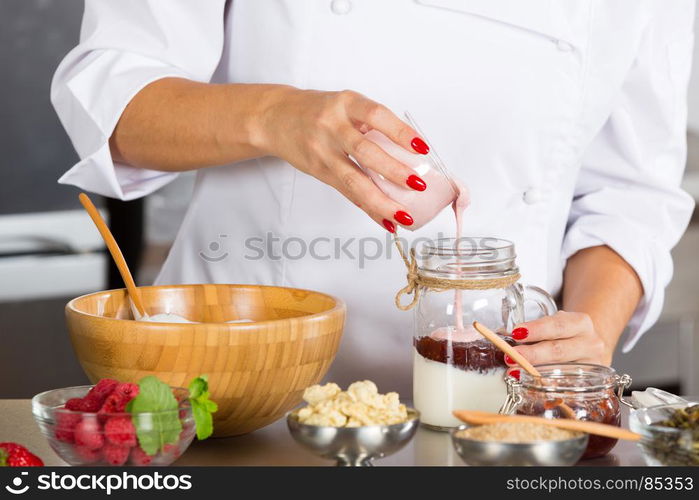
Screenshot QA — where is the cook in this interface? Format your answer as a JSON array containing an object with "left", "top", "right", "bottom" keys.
[{"left": 52, "top": 1, "right": 694, "bottom": 394}]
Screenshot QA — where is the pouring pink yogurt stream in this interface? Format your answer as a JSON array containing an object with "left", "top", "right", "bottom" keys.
[{"left": 362, "top": 112, "right": 473, "bottom": 342}]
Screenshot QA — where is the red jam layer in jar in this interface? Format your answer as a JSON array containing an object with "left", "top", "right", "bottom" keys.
[{"left": 414, "top": 336, "right": 514, "bottom": 373}]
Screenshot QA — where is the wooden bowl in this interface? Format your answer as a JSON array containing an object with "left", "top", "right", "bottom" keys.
[{"left": 65, "top": 284, "right": 345, "bottom": 437}]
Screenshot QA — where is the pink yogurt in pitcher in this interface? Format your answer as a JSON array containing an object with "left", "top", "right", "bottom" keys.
[{"left": 363, "top": 130, "right": 469, "bottom": 230}]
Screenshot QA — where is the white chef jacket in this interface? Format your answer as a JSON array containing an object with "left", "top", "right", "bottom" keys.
[{"left": 52, "top": 0, "right": 695, "bottom": 394}]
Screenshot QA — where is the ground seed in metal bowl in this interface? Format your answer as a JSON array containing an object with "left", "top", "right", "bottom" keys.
[{"left": 455, "top": 423, "right": 581, "bottom": 443}]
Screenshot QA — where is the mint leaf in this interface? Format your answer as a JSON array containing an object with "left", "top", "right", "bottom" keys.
[
  {"left": 127, "top": 375, "right": 182, "bottom": 456},
  {"left": 0, "top": 448, "right": 7, "bottom": 467},
  {"left": 188, "top": 376, "right": 207, "bottom": 400},
  {"left": 188, "top": 375, "right": 218, "bottom": 440}
]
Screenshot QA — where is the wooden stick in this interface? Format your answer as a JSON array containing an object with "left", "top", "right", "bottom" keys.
[
  {"left": 453, "top": 409, "right": 641, "bottom": 442},
  {"left": 472, "top": 321, "right": 577, "bottom": 419},
  {"left": 78, "top": 193, "right": 145, "bottom": 317}
]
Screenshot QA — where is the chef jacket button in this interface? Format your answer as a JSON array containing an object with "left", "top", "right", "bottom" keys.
[
  {"left": 555, "top": 40, "right": 574, "bottom": 52},
  {"left": 523, "top": 188, "right": 543, "bottom": 205},
  {"left": 331, "top": 0, "right": 352, "bottom": 15}
]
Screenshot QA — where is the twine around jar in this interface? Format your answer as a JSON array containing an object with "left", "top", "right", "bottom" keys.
[{"left": 393, "top": 234, "right": 521, "bottom": 311}]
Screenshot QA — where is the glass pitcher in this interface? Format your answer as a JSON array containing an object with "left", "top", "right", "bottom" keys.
[{"left": 410, "top": 237, "right": 557, "bottom": 429}]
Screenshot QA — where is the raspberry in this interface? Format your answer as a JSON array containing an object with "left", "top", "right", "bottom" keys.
[
  {"left": 64, "top": 398, "right": 83, "bottom": 411},
  {"left": 89, "top": 379, "right": 119, "bottom": 399},
  {"left": 74, "top": 445, "right": 102, "bottom": 463},
  {"left": 129, "top": 446, "right": 153, "bottom": 466},
  {"left": 115, "top": 383, "right": 139, "bottom": 402},
  {"left": 54, "top": 430, "right": 74, "bottom": 444},
  {"left": 55, "top": 411, "right": 82, "bottom": 443},
  {"left": 95, "top": 378, "right": 120, "bottom": 389},
  {"left": 99, "top": 393, "right": 126, "bottom": 414},
  {"left": 104, "top": 417, "right": 136, "bottom": 447},
  {"left": 98, "top": 383, "right": 140, "bottom": 417},
  {"left": 74, "top": 417, "right": 104, "bottom": 450},
  {"left": 85, "top": 379, "right": 119, "bottom": 408},
  {"left": 57, "top": 411, "right": 82, "bottom": 428},
  {"left": 103, "top": 444, "right": 130, "bottom": 465},
  {"left": 78, "top": 395, "right": 102, "bottom": 413},
  {"left": 162, "top": 443, "right": 181, "bottom": 458}
]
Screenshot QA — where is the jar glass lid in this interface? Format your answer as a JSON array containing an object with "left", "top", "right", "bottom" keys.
[
  {"left": 519, "top": 363, "right": 619, "bottom": 393},
  {"left": 417, "top": 237, "right": 519, "bottom": 278}
]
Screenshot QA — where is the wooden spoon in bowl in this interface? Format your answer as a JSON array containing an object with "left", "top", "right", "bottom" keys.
[
  {"left": 472, "top": 321, "right": 577, "bottom": 419},
  {"left": 453, "top": 409, "right": 642, "bottom": 442},
  {"left": 78, "top": 193, "right": 146, "bottom": 318}
]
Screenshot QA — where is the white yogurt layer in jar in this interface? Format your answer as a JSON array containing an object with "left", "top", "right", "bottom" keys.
[
  {"left": 412, "top": 337, "right": 510, "bottom": 429},
  {"left": 413, "top": 349, "right": 508, "bottom": 428}
]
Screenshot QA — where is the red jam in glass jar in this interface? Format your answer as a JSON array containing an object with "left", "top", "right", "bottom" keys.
[{"left": 507, "top": 363, "right": 631, "bottom": 459}]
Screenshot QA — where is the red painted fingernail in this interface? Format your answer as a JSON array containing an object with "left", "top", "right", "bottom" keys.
[
  {"left": 508, "top": 369, "right": 521, "bottom": 381},
  {"left": 411, "top": 137, "right": 429, "bottom": 155},
  {"left": 504, "top": 354, "right": 516, "bottom": 366},
  {"left": 382, "top": 219, "right": 395, "bottom": 233},
  {"left": 406, "top": 174, "right": 427, "bottom": 191},
  {"left": 512, "top": 327, "right": 529, "bottom": 341},
  {"left": 394, "top": 211, "right": 414, "bottom": 226}
]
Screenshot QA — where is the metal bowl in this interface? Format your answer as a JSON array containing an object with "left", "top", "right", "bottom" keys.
[
  {"left": 287, "top": 408, "right": 420, "bottom": 466},
  {"left": 451, "top": 424, "right": 589, "bottom": 466}
]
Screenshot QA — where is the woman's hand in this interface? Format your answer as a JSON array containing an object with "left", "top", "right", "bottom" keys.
[
  {"left": 258, "top": 87, "right": 428, "bottom": 231},
  {"left": 112, "top": 80, "right": 427, "bottom": 231},
  {"left": 504, "top": 311, "right": 613, "bottom": 378}
]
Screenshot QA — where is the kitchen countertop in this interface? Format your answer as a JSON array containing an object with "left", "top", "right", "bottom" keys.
[{"left": 0, "top": 399, "right": 646, "bottom": 466}]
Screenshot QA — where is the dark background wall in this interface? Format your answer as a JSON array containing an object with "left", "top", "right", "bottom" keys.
[
  {"left": 0, "top": 0, "right": 83, "bottom": 214},
  {"left": 0, "top": 1, "right": 115, "bottom": 397}
]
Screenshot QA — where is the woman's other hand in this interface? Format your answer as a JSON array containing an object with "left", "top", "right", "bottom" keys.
[
  {"left": 504, "top": 311, "right": 612, "bottom": 378},
  {"left": 502, "top": 246, "right": 644, "bottom": 378}
]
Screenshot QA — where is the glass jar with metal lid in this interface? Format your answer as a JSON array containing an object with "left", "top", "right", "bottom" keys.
[{"left": 501, "top": 363, "right": 633, "bottom": 458}]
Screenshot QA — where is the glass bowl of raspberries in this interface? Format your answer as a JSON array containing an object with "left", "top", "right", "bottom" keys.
[{"left": 31, "top": 378, "right": 199, "bottom": 466}]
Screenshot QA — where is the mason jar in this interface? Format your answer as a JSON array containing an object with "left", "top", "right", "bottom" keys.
[
  {"left": 409, "top": 237, "right": 557, "bottom": 430},
  {"left": 502, "top": 363, "right": 633, "bottom": 458}
]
